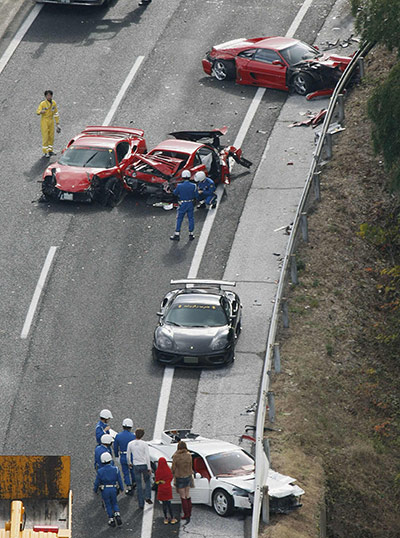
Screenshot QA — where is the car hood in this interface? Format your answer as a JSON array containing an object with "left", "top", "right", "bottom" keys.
[
  {"left": 217, "top": 470, "right": 304, "bottom": 499},
  {"left": 133, "top": 154, "right": 182, "bottom": 179},
  {"left": 43, "top": 164, "right": 100, "bottom": 192},
  {"left": 155, "top": 325, "right": 230, "bottom": 353}
]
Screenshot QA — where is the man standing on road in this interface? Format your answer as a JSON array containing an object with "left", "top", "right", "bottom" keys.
[
  {"left": 94, "top": 434, "right": 114, "bottom": 470},
  {"left": 94, "top": 452, "right": 123, "bottom": 528},
  {"left": 194, "top": 171, "right": 217, "bottom": 209},
  {"left": 170, "top": 170, "right": 198, "bottom": 242},
  {"left": 127, "top": 428, "right": 153, "bottom": 509},
  {"left": 95, "top": 409, "right": 113, "bottom": 444},
  {"left": 36, "top": 90, "right": 61, "bottom": 158},
  {"left": 114, "top": 418, "right": 136, "bottom": 495}
]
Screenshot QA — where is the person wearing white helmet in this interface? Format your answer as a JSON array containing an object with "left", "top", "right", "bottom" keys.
[
  {"left": 94, "top": 434, "right": 114, "bottom": 470},
  {"left": 94, "top": 452, "right": 124, "bottom": 527},
  {"left": 170, "top": 170, "right": 199, "bottom": 241},
  {"left": 194, "top": 171, "right": 217, "bottom": 209},
  {"left": 95, "top": 409, "right": 113, "bottom": 444},
  {"left": 114, "top": 418, "right": 136, "bottom": 495}
]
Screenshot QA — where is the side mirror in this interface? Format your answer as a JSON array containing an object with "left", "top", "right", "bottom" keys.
[
  {"left": 272, "top": 60, "right": 285, "bottom": 67},
  {"left": 194, "top": 473, "right": 201, "bottom": 479},
  {"left": 156, "top": 311, "right": 163, "bottom": 317}
]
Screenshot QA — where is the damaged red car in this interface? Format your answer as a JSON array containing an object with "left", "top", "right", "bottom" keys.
[
  {"left": 41, "top": 126, "right": 147, "bottom": 207},
  {"left": 124, "top": 127, "right": 251, "bottom": 200},
  {"left": 202, "top": 37, "right": 353, "bottom": 96}
]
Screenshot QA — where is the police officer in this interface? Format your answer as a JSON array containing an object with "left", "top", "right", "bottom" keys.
[
  {"left": 36, "top": 90, "right": 60, "bottom": 158},
  {"left": 94, "top": 434, "right": 114, "bottom": 470},
  {"left": 114, "top": 418, "right": 136, "bottom": 495},
  {"left": 194, "top": 171, "right": 217, "bottom": 209},
  {"left": 94, "top": 452, "right": 124, "bottom": 527},
  {"left": 95, "top": 409, "right": 113, "bottom": 444},
  {"left": 170, "top": 170, "right": 198, "bottom": 242}
]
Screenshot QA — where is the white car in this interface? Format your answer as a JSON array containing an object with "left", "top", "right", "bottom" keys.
[{"left": 148, "top": 429, "right": 304, "bottom": 517}]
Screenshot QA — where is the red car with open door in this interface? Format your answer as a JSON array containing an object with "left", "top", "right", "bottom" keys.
[
  {"left": 202, "top": 36, "right": 353, "bottom": 96},
  {"left": 125, "top": 127, "right": 251, "bottom": 202},
  {"left": 41, "top": 126, "right": 147, "bottom": 207}
]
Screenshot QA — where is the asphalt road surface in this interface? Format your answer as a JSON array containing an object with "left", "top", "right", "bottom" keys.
[{"left": 0, "top": 0, "right": 337, "bottom": 536}]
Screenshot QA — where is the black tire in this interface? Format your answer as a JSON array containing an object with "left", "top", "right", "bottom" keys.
[
  {"left": 212, "top": 488, "right": 234, "bottom": 517},
  {"left": 103, "top": 177, "right": 124, "bottom": 208},
  {"left": 291, "top": 72, "right": 314, "bottom": 96},
  {"left": 212, "top": 60, "right": 236, "bottom": 81}
]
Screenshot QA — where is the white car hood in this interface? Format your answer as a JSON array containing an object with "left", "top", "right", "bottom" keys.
[{"left": 216, "top": 470, "right": 304, "bottom": 499}]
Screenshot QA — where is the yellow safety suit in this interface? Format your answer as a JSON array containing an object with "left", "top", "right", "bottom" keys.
[{"left": 36, "top": 99, "right": 60, "bottom": 155}]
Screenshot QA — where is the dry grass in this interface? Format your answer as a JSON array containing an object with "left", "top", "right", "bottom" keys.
[{"left": 260, "top": 47, "right": 400, "bottom": 538}]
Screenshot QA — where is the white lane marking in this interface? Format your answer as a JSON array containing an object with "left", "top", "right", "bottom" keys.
[
  {"left": 103, "top": 56, "right": 145, "bottom": 126},
  {"left": 0, "top": 4, "right": 43, "bottom": 76},
  {"left": 153, "top": 366, "right": 175, "bottom": 439},
  {"left": 286, "top": 0, "right": 314, "bottom": 38},
  {"left": 20, "top": 246, "right": 58, "bottom": 339}
]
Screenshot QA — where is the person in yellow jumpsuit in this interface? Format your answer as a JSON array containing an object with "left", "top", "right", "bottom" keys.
[{"left": 36, "top": 90, "right": 61, "bottom": 157}]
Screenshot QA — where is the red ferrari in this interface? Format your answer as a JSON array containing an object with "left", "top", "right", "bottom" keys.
[
  {"left": 41, "top": 126, "right": 147, "bottom": 207},
  {"left": 125, "top": 127, "right": 251, "bottom": 199},
  {"left": 202, "top": 37, "right": 353, "bottom": 95}
]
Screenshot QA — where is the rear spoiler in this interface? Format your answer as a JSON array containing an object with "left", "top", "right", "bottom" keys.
[
  {"left": 170, "top": 279, "right": 236, "bottom": 289},
  {"left": 82, "top": 125, "right": 144, "bottom": 137},
  {"left": 168, "top": 127, "right": 228, "bottom": 148}
]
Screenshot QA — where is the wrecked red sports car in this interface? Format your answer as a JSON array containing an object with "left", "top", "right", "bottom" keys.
[
  {"left": 124, "top": 127, "right": 251, "bottom": 199},
  {"left": 41, "top": 126, "right": 147, "bottom": 206},
  {"left": 202, "top": 37, "right": 353, "bottom": 96}
]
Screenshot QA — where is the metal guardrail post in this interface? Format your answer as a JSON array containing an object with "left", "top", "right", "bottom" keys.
[
  {"left": 358, "top": 56, "right": 365, "bottom": 79},
  {"left": 300, "top": 212, "right": 309, "bottom": 242},
  {"left": 290, "top": 253, "right": 298, "bottom": 284},
  {"left": 334, "top": 94, "right": 345, "bottom": 123},
  {"left": 313, "top": 171, "right": 321, "bottom": 201},
  {"left": 261, "top": 486, "right": 270, "bottom": 524},
  {"left": 263, "top": 438, "right": 271, "bottom": 463},
  {"left": 281, "top": 298, "right": 289, "bottom": 328},
  {"left": 273, "top": 342, "right": 281, "bottom": 373},
  {"left": 267, "top": 391, "right": 275, "bottom": 422},
  {"left": 323, "top": 133, "right": 333, "bottom": 160}
]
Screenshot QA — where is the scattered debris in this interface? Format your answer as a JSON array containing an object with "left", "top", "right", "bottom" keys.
[
  {"left": 289, "top": 109, "right": 327, "bottom": 127},
  {"left": 320, "top": 34, "right": 360, "bottom": 51}
]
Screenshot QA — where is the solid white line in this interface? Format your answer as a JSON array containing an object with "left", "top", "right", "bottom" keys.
[
  {"left": 20, "top": 246, "right": 58, "bottom": 339},
  {"left": 0, "top": 4, "right": 43, "bottom": 76},
  {"left": 103, "top": 56, "right": 145, "bottom": 126}
]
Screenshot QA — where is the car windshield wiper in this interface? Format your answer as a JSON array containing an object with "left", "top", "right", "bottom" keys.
[
  {"left": 82, "top": 153, "right": 99, "bottom": 167},
  {"left": 166, "top": 321, "right": 182, "bottom": 327}
]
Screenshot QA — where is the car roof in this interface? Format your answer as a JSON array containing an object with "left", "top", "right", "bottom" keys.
[
  {"left": 72, "top": 134, "right": 122, "bottom": 150},
  {"left": 257, "top": 36, "right": 299, "bottom": 50},
  {"left": 173, "top": 292, "right": 222, "bottom": 306},
  {"left": 151, "top": 138, "right": 204, "bottom": 154}
]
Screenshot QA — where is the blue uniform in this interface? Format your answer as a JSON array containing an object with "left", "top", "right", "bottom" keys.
[
  {"left": 114, "top": 430, "right": 136, "bottom": 488},
  {"left": 173, "top": 180, "right": 198, "bottom": 233},
  {"left": 94, "top": 445, "right": 113, "bottom": 470},
  {"left": 94, "top": 464, "right": 124, "bottom": 518},
  {"left": 95, "top": 420, "right": 110, "bottom": 444},
  {"left": 198, "top": 176, "right": 217, "bottom": 206}
]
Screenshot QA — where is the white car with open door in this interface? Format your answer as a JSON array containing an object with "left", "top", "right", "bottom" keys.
[{"left": 148, "top": 429, "right": 304, "bottom": 517}]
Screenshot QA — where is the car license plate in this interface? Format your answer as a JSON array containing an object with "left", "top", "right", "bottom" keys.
[
  {"left": 184, "top": 357, "right": 198, "bottom": 365},
  {"left": 61, "top": 193, "right": 73, "bottom": 201}
]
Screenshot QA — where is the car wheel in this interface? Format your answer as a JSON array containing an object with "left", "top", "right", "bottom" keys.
[
  {"left": 103, "top": 177, "right": 124, "bottom": 208},
  {"left": 291, "top": 72, "right": 313, "bottom": 96},
  {"left": 212, "top": 488, "right": 234, "bottom": 517},
  {"left": 212, "top": 60, "right": 236, "bottom": 81}
]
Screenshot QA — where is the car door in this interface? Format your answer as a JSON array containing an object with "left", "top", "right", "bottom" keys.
[
  {"left": 242, "top": 48, "right": 288, "bottom": 89},
  {"left": 191, "top": 454, "right": 212, "bottom": 505}
]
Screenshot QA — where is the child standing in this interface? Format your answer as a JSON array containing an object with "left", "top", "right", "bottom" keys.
[{"left": 155, "top": 457, "right": 177, "bottom": 524}]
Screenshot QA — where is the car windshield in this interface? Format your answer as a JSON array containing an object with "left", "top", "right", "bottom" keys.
[
  {"left": 279, "top": 42, "right": 320, "bottom": 66},
  {"left": 59, "top": 147, "right": 116, "bottom": 168},
  {"left": 206, "top": 450, "right": 255, "bottom": 477},
  {"left": 164, "top": 303, "right": 228, "bottom": 327}
]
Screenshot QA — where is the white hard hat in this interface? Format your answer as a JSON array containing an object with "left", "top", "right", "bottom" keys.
[
  {"left": 194, "top": 171, "right": 206, "bottom": 182},
  {"left": 100, "top": 452, "right": 112, "bottom": 464},
  {"left": 99, "top": 409, "right": 113, "bottom": 420},
  {"left": 181, "top": 170, "right": 191, "bottom": 179},
  {"left": 100, "top": 434, "right": 113, "bottom": 445},
  {"left": 122, "top": 418, "right": 133, "bottom": 428}
]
